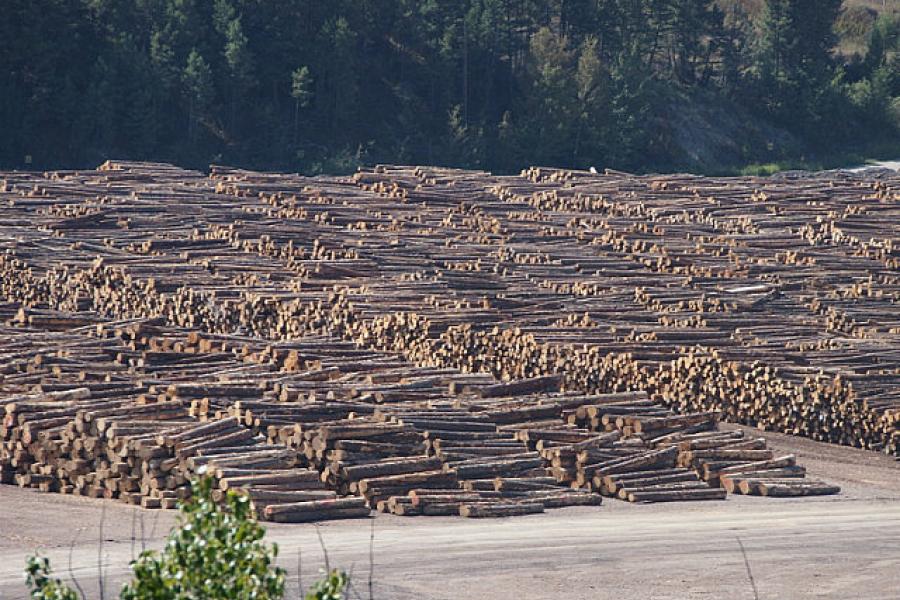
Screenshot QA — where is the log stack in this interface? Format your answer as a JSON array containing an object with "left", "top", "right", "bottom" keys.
[{"left": 4, "top": 158, "right": 885, "bottom": 522}]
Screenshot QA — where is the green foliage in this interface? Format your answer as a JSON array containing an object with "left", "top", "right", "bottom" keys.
[
  {"left": 292, "top": 67, "right": 314, "bottom": 107},
  {"left": 24, "top": 556, "right": 79, "bottom": 600},
  {"left": 182, "top": 49, "right": 214, "bottom": 144},
  {"left": 304, "top": 569, "right": 349, "bottom": 600},
  {"left": 752, "top": 0, "right": 843, "bottom": 124},
  {"left": 291, "top": 66, "right": 315, "bottom": 147},
  {"left": 23, "top": 477, "right": 356, "bottom": 599},
  {"left": 0, "top": 0, "right": 898, "bottom": 173},
  {"left": 224, "top": 19, "right": 254, "bottom": 88},
  {"left": 119, "top": 477, "right": 286, "bottom": 600},
  {"left": 183, "top": 50, "right": 214, "bottom": 115}
]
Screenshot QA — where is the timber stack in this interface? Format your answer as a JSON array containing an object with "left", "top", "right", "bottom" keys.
[{"left": 4, "top": 158, "right": 892, "bottom": 520}]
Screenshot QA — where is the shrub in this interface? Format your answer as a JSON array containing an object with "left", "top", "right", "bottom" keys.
[
  {"left": 24, "top": 477, "right": 350, "bottom": 600},
  {"left": 24, "top": 555, "right": 79, "bottom": 600},
  {"left": 120, "top": 477, "right": 285, "bottom": 599},
  {"left": 304, "top": 569, "right": 349, "bottom": 600}
]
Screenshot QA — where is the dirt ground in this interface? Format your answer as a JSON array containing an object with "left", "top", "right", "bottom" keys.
[{"left": 1, "top": 426, "right": 898, "bottom": 600}]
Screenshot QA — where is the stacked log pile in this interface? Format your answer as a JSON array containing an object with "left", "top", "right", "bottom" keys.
[
  {"left": 0, "top": 311, "right": 838, "bottom": 517},
  {"left": 0, "top": 323, "right": 360, "bottom": 519},
  {"left": 368, "top": 384, "right": 837, "bottom": 512},
  {"left": 215, "top": 164, "right": 896, "bottom": 455},
  {"left": 3, "top": 161, "right": 898, "bottom": 455},
  {"left": 650, "top": 424, "right": 840, "bottom": 498},
  {"left": 523, "top": 395, "right": 724, "bottom": 502},
  {"left": 2, "top": 158, "right": 888, "bottom": 520}
]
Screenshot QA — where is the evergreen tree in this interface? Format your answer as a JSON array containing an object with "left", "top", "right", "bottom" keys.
[
  {"left": 318, "top": 17, "right": 358, "bottom": 135},
  {"left": 183, "top": 49, "right": 214, "bottom": 144},
  {"left": 573, "top": 36, "right": 610, "bottom": 166},
  {"left": 83, "top": 56, "right": 118, "bottom": 157},
  {"left": 719, "top": 2, "right": 752, "bottom": 95},
  {"left": 0, "top": 0, "right": 896, "bottom": 172},
  {"left": 669, "top": 0, "right": 725, "bottom": 85},
  {"left": 755, "top": 0, "right": 842, "bottom": 127},
  {"left": 149, "top": 28, "right": 180, "bottom": 153},
  {"left": 291, "top": 66, "right": 314, "bottom": 147},
  {"left": 523, "top": 27, "right": 578, "bottom": 165},
  {"left": 607, "top": 41, "right": 656, "bottom": 169},
  {"left": 224, "top": 17, "right": 254, "bottom": 137}
]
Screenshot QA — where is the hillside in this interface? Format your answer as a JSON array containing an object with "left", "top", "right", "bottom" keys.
[{"left": 1, "top": 0, "right": 898, "bottom": 175}]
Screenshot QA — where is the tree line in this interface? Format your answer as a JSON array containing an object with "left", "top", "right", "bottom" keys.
[{"left": 1, "top": 0, "right": 898, "bottom": 173}]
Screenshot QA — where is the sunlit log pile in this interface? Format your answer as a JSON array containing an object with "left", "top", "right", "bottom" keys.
[
  {"left": 0, "top": 319, "right": 836, "bottom": 519},
  {"left": 2, "top": 158, "right": 896, "bottom": 517}
]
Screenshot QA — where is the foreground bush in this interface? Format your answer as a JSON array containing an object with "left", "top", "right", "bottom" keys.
[
  {"left": 25, "top": 477, "right": 349, "bottom": 599},
  {"left": 120, "top": 477, "right": 285, "bottom": 599},
  {"left": 25, "top": 556, "right": 79, "bottom": 600}
]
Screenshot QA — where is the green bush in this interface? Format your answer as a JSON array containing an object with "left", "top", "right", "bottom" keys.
[
  {"left": 24, "top": 477, "right": 350, "bottom": 600},
  {"left": 120, "top": 477, "right": 285, "bottom": 599},
  {"left": 304, "top": 569, "right": 349, "bottom": 600},
  {"left": 24, "top": 556, "right": 79, "bottom": 600}
]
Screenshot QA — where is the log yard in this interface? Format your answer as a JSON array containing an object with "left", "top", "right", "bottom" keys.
[{"left": 1, "top": 160, "right": 898, "bottom": 598}]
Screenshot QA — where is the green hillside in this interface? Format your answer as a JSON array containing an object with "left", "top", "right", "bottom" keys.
[{"left": 1, "top": 0, "right": 898, "bottom": 174}]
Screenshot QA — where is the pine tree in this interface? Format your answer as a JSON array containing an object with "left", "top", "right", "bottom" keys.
[
  {"left": 291, "top": 66, "right": 314, "bottom": 147},
  {"left": 148, "top": 28, "right": 180, "bottom": 150},
  {"left": 669, "top": 0, "right": 725, "bottom": 85},
  {"left": 756, "top": 0, "right": 842, "bottom": 125},
  {"left": 83, "top": 56, "right": 119, "bottom": 157},
  {"left": 607, "top": 40, "right": 655, "bottom": 169},
  {"left": 213, "top": 0, "right": 237, "bottom": 36},
  {"left": 573, "top": 36, "right": 610, "bottom": 166},
  {"left": 183, "top": 49, "right": 214, "bottom": 144},
  {"left": 319, "top": 17, "right": 358, "bottom": 135},
  {"left": 522, "top": 27, "right": 577, "bottom": 166},
  {"left": 224, "top": 17, "right": 254, "bottom": 136}
]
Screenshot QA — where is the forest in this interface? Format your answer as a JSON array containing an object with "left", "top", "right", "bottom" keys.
[{"left": 1, "top": 0, "right": 899, "bottom": 174}]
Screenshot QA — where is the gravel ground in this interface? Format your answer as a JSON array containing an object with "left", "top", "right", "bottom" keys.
[{"left": 1, "top": 428, "right": 898, "bottom": 600}]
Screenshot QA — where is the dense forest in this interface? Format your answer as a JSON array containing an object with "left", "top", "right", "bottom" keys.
[{"left": 2, "top": 0, "right": 899, "bottom": 174}]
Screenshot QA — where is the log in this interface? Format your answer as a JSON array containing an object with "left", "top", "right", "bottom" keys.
[
  {"left": 755, "top": 480, "right": 841, "bottom": 497},
  {"left": 459, "top": 502, "right": 544, "bottom": 518},
  {"left": 263, "top": 497, "right": 371, "bottom": 522},
  {"left": 719, "top": 466, "right": 806, "bottom": 493},
  {"left": 470, "top": 376, "right": 562, "bottom": 398},
  {"left": 340, "top": 456, "right": 441, "bottom": 481},
  {"left": 628, "top": 488, "right": 727, "bottom": 503},
  {"left": 706, "top": 455, "right": 797, "bottom": 480},
  {"left": 219, "top": 470, "right": 321, "bottom": 490},
  {"left": 357, "top": 470, "right": 456, "bottom": 494}
]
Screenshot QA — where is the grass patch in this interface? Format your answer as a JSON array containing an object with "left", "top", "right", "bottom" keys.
[{"left": 711, "top": 137, "right": 900, "bottom": 177}]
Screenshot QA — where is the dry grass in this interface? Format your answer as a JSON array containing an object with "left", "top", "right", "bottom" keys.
[
  {"left": 718, "top": 0, "right": 899, "bottom": 58},
  {"left": 718, "top": 1, "right": 898, "bottom": 21},
  {"left": 845, "top": 0, "right": 899, "bottom": 14}
]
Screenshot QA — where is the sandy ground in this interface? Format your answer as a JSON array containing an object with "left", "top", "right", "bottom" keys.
[
  {"left": 1, "top": 427, "right": 898, "bottom": 600},
  {"left": 846, "top": 159, "right": 900, "bottom": 172}
]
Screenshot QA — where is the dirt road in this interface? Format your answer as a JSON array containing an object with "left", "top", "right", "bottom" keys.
[
  {"left": 2, "top": 428, "right": 898, "bottom": 599},
  {"left": 847, "top": 158, "right": 900, "bottom": 172}
]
